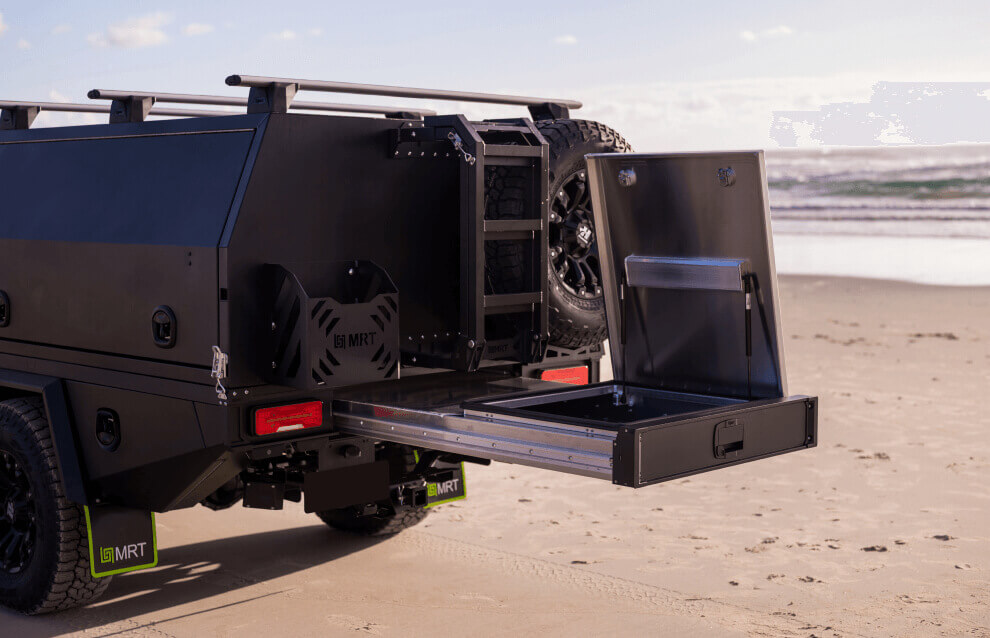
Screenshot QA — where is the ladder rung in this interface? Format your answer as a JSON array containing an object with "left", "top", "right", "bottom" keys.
[
  {"left": 484, "top": 292, "right": 542, "bottom": 314},
  {"left": 483, "top": 145, "right": 542, "bottom": 158},
  {"left": 484, "top": 219, "right": 542, "bottom": 239},
  {"left": 485, "top": 156, "right": 535, "bottom": 168}
]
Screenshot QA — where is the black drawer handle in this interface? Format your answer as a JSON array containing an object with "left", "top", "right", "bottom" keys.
[
  {"left": 714, "top": 419, "right": 744, "bottom": 460},
  {"left": 0, "top": 290, "right": 8, "bottom": 327}
]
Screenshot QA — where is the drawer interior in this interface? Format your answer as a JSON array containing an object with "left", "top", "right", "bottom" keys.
[{"left": 468, "top": 383, "right": 745, "bottom": 428}]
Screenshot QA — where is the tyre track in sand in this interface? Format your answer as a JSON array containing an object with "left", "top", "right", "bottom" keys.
[{"left": 399, "top": 528, "right": 870, "bottom": 638}]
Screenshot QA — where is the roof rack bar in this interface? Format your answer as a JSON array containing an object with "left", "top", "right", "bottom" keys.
[
  {"left": 0, "top": 101, "right": 225, "bottom": 130},
  {"left": 90, "top": 90, "right": 245, "bottom": 107},
  {"left": 0, "top": 101, "right": 225, "bottom": 117},
  {"left": 225, "top": 75, "right": 582, "bottom": 113},
  {"left": 88, "top": 89, "right": 437, "bottom": 118}
]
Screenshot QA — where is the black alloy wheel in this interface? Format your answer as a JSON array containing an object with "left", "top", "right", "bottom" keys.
[
  {"left": 0, "top": 449, "right": 36, "bottom": 575},
  {"left": 549, "top": 169, "right": 602, "bottom": 299}
]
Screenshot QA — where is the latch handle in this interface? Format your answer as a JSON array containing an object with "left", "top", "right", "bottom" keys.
[
  {"left": 714, "top": 418, "right": 745, "bottom": 460},
  {"left": 151, "top": 305, "right": 176, "bottom": 348},
  {"left": 0, "top": 290, "right": 9, "bottom": 327}
]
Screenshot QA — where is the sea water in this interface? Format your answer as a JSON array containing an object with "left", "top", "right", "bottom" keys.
[{"left": 766, "top": 144, "right": 990, "bottom": 285}]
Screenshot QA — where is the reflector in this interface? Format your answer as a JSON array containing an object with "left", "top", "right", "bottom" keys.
[
  {"left": 255, "top": 401, "right": 323, "bottom": 436},
  {"left": 540, "top": 366, "right": 589, "bottom": 385}
]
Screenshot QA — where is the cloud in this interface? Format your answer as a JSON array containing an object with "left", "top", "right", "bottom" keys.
[
  {"left": 88, "top": 12, "right": 171, "bottom": 48},
  {"left": 268, "top": 29, "right": 297, "bottom": 40},
  {"left": 31, "top": 89, "right": 103, "bottom": 128},
  {"left": 740, "top": 25, "right": 793, "bottom": 42},
  {"left": 52, "top": 23, "right": 72, "bottom": 35},
  {"left": 182, "top": 22, "right": 214, "bottom": 36},
  {"left": 0, "top": 12, "right": 8, "bottom": 37},
  {"left": 554, "top": 34, "right": 578, "bottom": 45},
  {"left": 17, "top": 38, "right": 29, "bottom": 49},
  {"left": 563, "top": 73, "right": 875, "bottom": 150}
]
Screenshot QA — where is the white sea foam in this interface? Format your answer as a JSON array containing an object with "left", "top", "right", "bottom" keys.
[{"left": 772, "top": 234, "right": 990, "bottom": 286}]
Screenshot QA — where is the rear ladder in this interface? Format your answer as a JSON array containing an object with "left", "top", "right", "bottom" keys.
[{"left": 394, "top": 115, "right": 550, "bottom": 370}]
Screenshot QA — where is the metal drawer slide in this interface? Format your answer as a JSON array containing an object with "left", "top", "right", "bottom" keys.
[{"left": 333, "top": 377, "right": 817, "bottom": 486}]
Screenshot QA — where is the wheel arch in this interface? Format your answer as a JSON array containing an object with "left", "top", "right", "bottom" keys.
[{"left": 0, "top": 369, "right": 90, "bottom": 505}]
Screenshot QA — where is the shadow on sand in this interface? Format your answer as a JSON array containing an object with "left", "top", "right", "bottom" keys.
[{"left": 3, "top": 523, "right": 388, "bottom": 636}]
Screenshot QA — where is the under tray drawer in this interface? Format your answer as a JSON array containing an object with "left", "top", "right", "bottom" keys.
[
  {"left": 464, "top": 383, "right": 817, "bottom": 487},
  {"left": 613, "top": 395, "right": 816, "bottom": 487},
  {"left": 334, "top": 377, "right": 817, "bottom": 488}
]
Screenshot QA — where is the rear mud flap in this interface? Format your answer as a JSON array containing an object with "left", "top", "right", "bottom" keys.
[
  {"left": 424, "top": 463, "right": 466, "bottom": 508},
  {"left": 84, "top": 505, "right": 158, "bottom": 578}
]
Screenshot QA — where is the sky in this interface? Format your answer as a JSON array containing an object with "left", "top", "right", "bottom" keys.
[{"left": 1, "top": 1, "right": 988, "bottom": 149}]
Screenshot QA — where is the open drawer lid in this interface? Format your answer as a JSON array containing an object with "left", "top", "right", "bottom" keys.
[{"left": 586, "top": 151, "right": 787, "bottom": 400}]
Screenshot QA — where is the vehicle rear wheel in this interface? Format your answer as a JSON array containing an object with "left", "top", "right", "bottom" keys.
[
  {"left": 485, "top": 119, "right": 632, "bottom": 348},
  {"left": 0, "top": 397, "right": 111, "bottom": 614},
  {"left": 317, "top": 506, "right": 429, "bottom": 537},
  {"left": 315, "top": 444, "right": 430, "bottom": 537}
]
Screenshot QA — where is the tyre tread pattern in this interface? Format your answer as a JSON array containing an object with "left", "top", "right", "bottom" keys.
[
  {"left": 317, "top": 506, "right": 430, "bottom": 537},
  {"left": 0, "top": 397, "right": 111, "bottom": 614}
]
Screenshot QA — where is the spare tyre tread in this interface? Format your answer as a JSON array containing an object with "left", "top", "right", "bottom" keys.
[{"left": 483, "top": 119, "right": 631, "bottom": 348}]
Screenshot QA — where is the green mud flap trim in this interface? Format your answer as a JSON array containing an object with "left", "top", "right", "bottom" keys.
[
  {"left": 424, "top": 463, "right": 466, "bottom": 508},
  {"left": 84, "top": 505, "right": 158, "bottom": 578}
]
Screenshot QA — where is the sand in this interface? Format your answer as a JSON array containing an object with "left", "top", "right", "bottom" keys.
[{"left": 4, "top": 275, "right": 989, "bottom": 637}]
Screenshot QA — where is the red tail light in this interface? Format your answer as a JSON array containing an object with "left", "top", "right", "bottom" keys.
[
  {"left": 254, "top": 401, "right": 324, "bottom": 436},
  {"left": 540, "top": 366, "right": 589, "bottom": 385}
]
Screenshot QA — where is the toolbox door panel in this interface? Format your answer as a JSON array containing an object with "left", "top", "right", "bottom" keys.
[{"left": 0, "top": 129, "right": 256, "bottom": 365}]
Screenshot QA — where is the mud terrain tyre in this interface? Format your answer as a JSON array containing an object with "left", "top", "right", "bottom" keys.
[
  {"left": 0, "top": 397, "right": 111, "bottom": 614},
  {"left": 315, "top": 444, "right": 430, "bottom": 537},
  {"left": 485, "top": 119, "right": 632, "bottom": 348},
  {"left": 317, "top": 507, "right": 429, "bottom": 537}
]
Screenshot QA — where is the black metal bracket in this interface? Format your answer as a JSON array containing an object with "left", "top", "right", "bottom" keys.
[
  {"left": 109, "top": 96, "right": 155, "bottom": 124},
  {"left": 527, "top": 102, "right": 570, "bottom": 121},
  {"left": 452, "top": 335, "right": 486, "bottom": 371},
  {"left": 522, "top": 330, "right": 548, "bottom": 364},
  {"left": 247, "top": 82, "right": 298, "bottom": 114},
  {"left": 390, "top": 126, "right": 453, "bottom": 159},
  {"left": 0, "top": 105, "right": 40, "bottom": 130}
]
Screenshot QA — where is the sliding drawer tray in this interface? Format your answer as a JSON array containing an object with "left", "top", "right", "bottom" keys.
[
  {"left": 467, "top": 150, "right": 818, "bottom": 486},
  {"left": 463, "top": 383, "right": 817, "bottom": 487}
]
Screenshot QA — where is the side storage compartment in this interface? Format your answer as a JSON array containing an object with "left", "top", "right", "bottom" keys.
[
  {"left": 614, "top": 395, "right": 817, "bottom": 487},
  {"left": 65, "top": 381, "right": 243, "bottom": 511}
]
